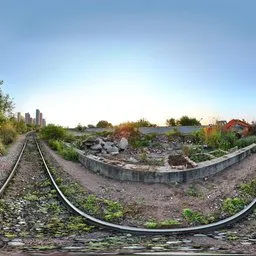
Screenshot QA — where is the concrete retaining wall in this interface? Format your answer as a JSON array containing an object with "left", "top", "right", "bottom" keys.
[
  {"left": 68, "top": 126, "right": 205, "bottom": 136},
  {"left": 75, "top": 144, "right": 256, "bottom": 184}
]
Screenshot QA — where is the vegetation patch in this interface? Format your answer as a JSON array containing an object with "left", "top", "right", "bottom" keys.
[
  {"left": 48, "top": 166, "right": 126, "bottom": 223},
  {"left": 144, "top": 219, "right": 181, "bottom": 229},
  {"left": 239, "top": 178, "right": 256, "bottom": 197},
  {"left": 221, "top": 197, "right": 245, "bottom": 216},
  {"left": 182, "top": 208, "right": 215, "bottom": 225},
  {"left": 235, "top": 136, "right": 256, "bottom": 148},
  {"left": 48, "top": 139, "right": 78, "bottom": 161}
]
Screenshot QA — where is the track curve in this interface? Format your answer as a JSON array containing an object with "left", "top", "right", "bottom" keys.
[
  {"left": 1, "top": 134, "right": 255, "bottom": 235},
  {"left": 34, "top": 137, "right": 256, "bottom": 235}
]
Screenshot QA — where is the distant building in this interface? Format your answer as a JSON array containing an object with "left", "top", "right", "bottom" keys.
[
  {"left": 36, "top": 109, "right": 40, "bottom": 126},
  {"left": 17, "top": 112, "right": 21, "bottom": 122},
  {"left": 25, "top": 113, "right": 31, "bottom": 124},
  {"left": 42, "top": 119, "right": 46, "bottom": 127},
  {"left": 39, "top": 113, "right": 43, "bottom": 127}
]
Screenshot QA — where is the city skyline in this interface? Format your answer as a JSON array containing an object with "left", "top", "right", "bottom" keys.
[
  {"left": 17, "top": 109, "right": 46, "bottom": 127},
  {"left": 1, "top": 1, "right": 256, "bottom": 127}
]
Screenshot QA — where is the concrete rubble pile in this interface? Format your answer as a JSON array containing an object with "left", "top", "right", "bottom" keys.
[{"left": 82, "top": 136, "right": 129, "bottom": 156}]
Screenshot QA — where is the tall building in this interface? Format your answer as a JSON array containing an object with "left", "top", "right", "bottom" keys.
[
  {"left": 17, "top": 112, "right": 21, "bottom": 122},
  {"left": 25, "top": 113, "right": 31, "bottom": 124},
  {"left": 42, "top": 119, "right": 46, "bottom": 127},
  {"left": 36, "top": 109, "right": 40, "bottom": 126},
  {"left": 39, "top": 113, "right": 43, "bottom": 127}
]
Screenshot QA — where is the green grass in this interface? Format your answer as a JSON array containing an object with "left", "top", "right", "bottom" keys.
[
  {"left": 182, "top": 208, "right": 215, "bottom": 225},
  {"left": 48, "top": 139, "right": 78, "bottom": 161},
  {"left": 235, "top": 136, "right": 256, "bottom": 148},
  {"left": 144, "top": 219, "right": 181, "bottom": 229},
  {"left": 239, "top": 178, "right": 256, "bottom": 197}
]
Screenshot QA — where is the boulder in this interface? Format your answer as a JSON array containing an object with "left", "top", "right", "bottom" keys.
[
  {"left": 91, "top": 144, "right": 102, "bottom": 151},
  {"left": 103, "top": 142, "right": 119, "bottom": 154},
  {"left": 119, "top": 137, "right": 129, "bottom": 150}
]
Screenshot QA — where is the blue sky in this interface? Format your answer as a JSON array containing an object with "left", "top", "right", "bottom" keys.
[{"left": 1, "top": 0, "right": 256, "bottom": 127}]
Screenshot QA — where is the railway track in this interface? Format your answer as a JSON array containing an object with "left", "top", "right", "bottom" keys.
[{"left": 1, "top": 134, "right": 256, "bottom": 236}]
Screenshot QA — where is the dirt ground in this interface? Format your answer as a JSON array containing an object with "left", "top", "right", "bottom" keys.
[{"left": 41, "top": 141, "right": 256, "bottom": 224}]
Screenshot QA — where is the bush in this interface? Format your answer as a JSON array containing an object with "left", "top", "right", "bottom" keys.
[
  {"left": 114, "top": 122, "right": 139, "bottom": 138},
  {"left": 40, "top": 124, "right": 67, "bottom": 140},
  {"left": 182, "top": 208, "right": 208, "bottom": 224},
  {"left": 239, "top": 179, "right": 256, "bottom": 197},
  {"left": 61, "top": 147, "right": 79, "bottom": 161},
  {"left": 204, "top": 129, "right": 237, "bottom": 150},
  {"left": 235, "top": 136, "right": 256, "bottom": 148},
  {"left": 0, "top": 122, "right": 17, "bottom": 145},
  {"left": 0, "top": 140, "right": 6, "bottom": 155},
  {"left": 48, "top": 139, "right": 78, "bottom": 161},
  {"left": 222, "top": 197, "right": 245, "bottom": 215}
]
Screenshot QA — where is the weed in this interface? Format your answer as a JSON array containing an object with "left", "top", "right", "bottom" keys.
[
  {"left": 182, "top": 208, "right": 208, "bottom": 225},
  {"left": 239, "top": 178, "right": 256, "bottom": 197},
  {"left": 185, "top": 184, "right": 200, "bottom": 197},
  {"left": 48, "top": 140, "right": 78, "bottom": 161},
  {"left": 0, "top": 122, "right": 17, "bottom": 145},
  {"left": 144, "top": 221, "right": 158, "bottom": 229},
  {"left": 67, "top": 216, "right": 92, "bottom": 232},
  {"left": 0, "top": 140, "right": 6, "bottom": 155},
  {"left": 24, "top": 193, "right": 39, "bottom": 201},
  {"left": 222, "top": 197, "right": 245, "bottom": 215},
  {"left": 144, "top": 219, "right": 181, "bottom": 229}
]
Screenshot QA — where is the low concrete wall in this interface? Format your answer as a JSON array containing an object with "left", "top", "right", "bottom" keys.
[
  {"left": 68, "top": 126, "right": 205, "bottom": 136},
  {"left": 74, "top": 144, "right": 256, "bottom": 184}
]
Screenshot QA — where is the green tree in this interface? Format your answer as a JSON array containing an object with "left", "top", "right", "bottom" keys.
[
  {"left": 76, "top": 123, "right": 83, "bottom": 131},
  {"left": 96, "top": 120, "right": 113, "bottom": 128},
  {"left": 40, "top": 124, "right": 67, "bottom": 140},
  {"left": 177, "top": 116, "right": 201, "bottom": 126},
  {"left": 0, "top": 80, "right": 14, "bottom": 123},
  {"left": 166, "top": 118, "right": 176, "bottom": 126},
  {"left": 135, "top": 118, "right": 157, "bottom": 127}
]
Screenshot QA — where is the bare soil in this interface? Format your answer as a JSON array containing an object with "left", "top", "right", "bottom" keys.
[
  {"left": 41, "top": 141, "right": 256, "bottom": 224},
  {"left": 168, "top": 154, "right": 194, "bottom": 168}
]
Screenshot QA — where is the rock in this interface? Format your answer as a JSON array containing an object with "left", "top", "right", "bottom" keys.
[
  {"left": 123, "top": 246, "right": 145, "bottom": 250},
  {"left": 128, "top": 157, "right": 138, "bottom": 163},
  {"left": 166, "top": 240, "right": 182, "bottom": 245},
  {"left": 119, "top": 137, "right": 129, "bottom": 150},
  {"left": 104, "top": 142, "right": 119, "bottom": 154},
  {"left": 8, "top": 239, "right": 25, "bottom": 247},
  {"left": 91, "top": 144, "right": 102, "bottom": 151},
  {"left": 96, "top": 138, "right": 105, "bottom": 146}
]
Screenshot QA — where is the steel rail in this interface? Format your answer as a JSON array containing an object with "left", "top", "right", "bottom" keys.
[
  {"left": 0, "top": 139, "right": 27, "bottom": 196},
  {"left": 35, "top": 137, "right": 256, "bottom": 235}
]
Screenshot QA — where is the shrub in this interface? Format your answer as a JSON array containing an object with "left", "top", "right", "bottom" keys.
[
  {"left": 61, "top": 147, "right": 79, "bottom": 161},
  {"left": 0, "top": 122, "right": 17, "bottom": 145},
  {"left": 191, "top": 129, "right": 205, "bottom": 144},
  {"left": 0, "top": 140, "right": 6, "bottom": 155},
  {"left": 204, "top": 129, "right": 237, "bottom": 150},
  {"left": 144, "top": 221, "right": 158, "bottom": 229},
  {"left": 218, "top": 132, "right": 237, "bottom": 151},
  {"left": 182, "top": 208, "right": 208, "bottom": 224},
  {"left": 235, "top": 136, "right": 256, "bottom": 148},
  {"left": 114, "top": 122, "right": 139, "bottom": 138},
  {"left": 48, "top": 139, "right": 78, "bottom": 161},
  {"left": 239, "top": 179, "right": 256, "bottom": 197},
  {"left": 40, "top": 124, "right": 67, "bottom": 140},
  {"left": 222, "top": 197, "right": 245, "bottom": 215}
]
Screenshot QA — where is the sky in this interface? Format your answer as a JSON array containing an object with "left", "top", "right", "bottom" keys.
[{"left": 1, "top": 0, "right": 256, "bottom": 127}]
